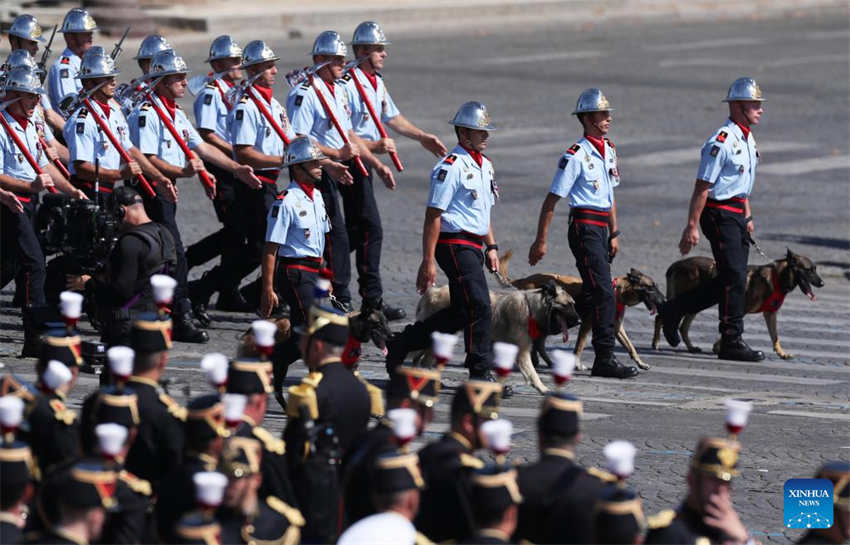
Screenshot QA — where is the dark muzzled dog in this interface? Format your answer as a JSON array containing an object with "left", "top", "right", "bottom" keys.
[{"left": 652, "top": 249, "right": 824, "bottom": 359}]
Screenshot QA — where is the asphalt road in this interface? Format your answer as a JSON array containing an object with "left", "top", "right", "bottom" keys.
[{"left": 2, "top": 8, "right": 849, "bottom": 542}]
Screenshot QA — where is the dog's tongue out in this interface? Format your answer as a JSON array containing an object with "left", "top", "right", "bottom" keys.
[
  {"left": 559, "top": 315, "right": 570, "bottom": 343},
  {"left": 381, "top": 346, "right": 388, "bottom": 357},
  {"left": 808, "top": 292, "right": 816, "bottom": 301}
]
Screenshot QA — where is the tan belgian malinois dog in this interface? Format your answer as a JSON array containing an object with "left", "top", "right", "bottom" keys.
[{"left": 652, "top": 249, "right": 824, "bottom": 359}]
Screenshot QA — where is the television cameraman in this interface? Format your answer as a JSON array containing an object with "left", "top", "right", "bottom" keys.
[{"left": 65, "top": 185, "right": 176, "bottom": 346}]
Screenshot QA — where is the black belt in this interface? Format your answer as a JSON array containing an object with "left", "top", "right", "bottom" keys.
[
  {"left": 705, "top": 197, "right": 746, "bottom": 213},
  {"left": 570, "top": 207, "right": 610, "bottom": 226}
]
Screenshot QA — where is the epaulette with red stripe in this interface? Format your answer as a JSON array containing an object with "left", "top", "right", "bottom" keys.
[
  {"left": 275, "top": 190, "right": 288, "bottom": 200},
  {"left": 566, "top": 144, "right": 581, "bottom": 155},
  {"left": 715, "top": 131, "right": 728, "bottom": 143},
  {"left": 443, "top": 154, "right": 457, "bottom": 165},
  {"left": 60, "top": 57, "right": 70, "bottom": 65}
]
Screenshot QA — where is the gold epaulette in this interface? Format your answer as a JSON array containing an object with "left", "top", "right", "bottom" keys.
[
  {"left": 460, "top": 453, "right": 485, "bottom": 469},
  {"left": 415, "top": 531, "right": 436, "bottom": 545},
  {"left": 158, "top": 393, "right": 187, "bottom": 422},
  {"left": 647, "top": 509, "right": 676, "bottom": 529},
  {"left": 356, "top": 373, "right": 384, "bottom": 417},
  {"left": 267, "top": 496, "right": 305, "bottom": 527},
  {"left": 253, "top": 426, "right": 285, "bottom": 455},
  {"left": 119, "top": 470, "right": 152, "bottom": 496},
  {"left": 49, "top": 399, "right": 76, "bottom": 425},
  {"left": 587, "top": 466, "right": 617, "bottom": 483},
  {"left": 286, "top": 372, "right": 322, "bottom": 419}
]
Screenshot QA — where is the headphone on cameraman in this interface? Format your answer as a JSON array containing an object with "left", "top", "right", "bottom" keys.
[{"left": 112, "top": 186, "right": 143, "bottom": 220}]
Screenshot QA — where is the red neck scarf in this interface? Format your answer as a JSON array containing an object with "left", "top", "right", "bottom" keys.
[
  {"left": 460, "top": 145, "right": 483, "bottom": 167},
  {"left": 95, "top": 99, "right": 111, "bottom": 119},
  {"left": 585, "top": 133, "right": 605, "bottom": 158},
  {"left": 323, "top": 79, "right": 336, "bottom": 97},
  {"left": 733, "top": 119, "right": 751, "bottom": 140},
  {"left": 253, "top": 83, "right": 273, "bottom": 104},
  {"left": 7, "top": 110, "right": 28, "bottom": 130},
  {"left": 155, "top": 92, "right": 177, "bottom": 120},
  {"left": 359, "top": 68, "right": 379, "bottom": 91},
  {"left": 296, "top": 180, "right": 315, "bottom": 200}
]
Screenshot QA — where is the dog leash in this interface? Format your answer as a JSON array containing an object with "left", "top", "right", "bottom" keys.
[{"left": 747, "top": 232, "right": 771, "bottom": 261}]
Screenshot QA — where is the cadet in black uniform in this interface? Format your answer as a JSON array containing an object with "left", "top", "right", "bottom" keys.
[
  {"left": 458, "top": 466, "right": 523, "bottom": 544},
  {"left": 172, "top": 512, "right": 222, "bottom": 545},
  {"left": 796, "top": 462, "right": 849, "bottom": 545},
  {"left": 415, "top": 379, "right": 502, "bottom": 542},
  {"left": 284, "top": 302, "right": 371, "bottom": 543},
  {"left": 216, "top": 437, "right": 305, "bottom": 545},
  {"left": 342, "top": 364, "right": 441, "bottom": 526},
  {"left": 156, "top": 394, "right": 228, "bottom": 543},
  {"left": 123, "top": 314, "right": 187, "bottom": 492},
  {"left": 226, "top": 358, "right": 298, "bottom": 506},
  {"left": 646, "top": 437, "right": 751, "bottom": 545},
  {"left": 0, "top": 440, "right": 35, "bottom": 545},
  {"left": 24, "top": 461, "right": 118, "bottom": 545},
  {"left": 593, "top": 485, "right": 647, "bottom": 544}
]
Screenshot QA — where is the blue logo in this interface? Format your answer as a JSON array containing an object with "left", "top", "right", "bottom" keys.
[{"left": 784, "top": 478, "right": 833, "bottom": 529}]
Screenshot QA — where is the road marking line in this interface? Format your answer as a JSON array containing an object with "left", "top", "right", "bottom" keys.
[
  {"left": 650, "top": 366, "right": 845, "bottom": 385},
  {"left": 645, "top": 37, "right": 763, "bottom": 52},
  {"left": 480, "top": 50, "right": 603, "bottom": 65},
  {"left": 643, "top": 351, "right": 850, "bottom": 374},
  {"left": 767, "top": 410, "right": 850, "bottom": 421},
  {"left": 758, "top": 154, "right": 850, "bottom": 176}
]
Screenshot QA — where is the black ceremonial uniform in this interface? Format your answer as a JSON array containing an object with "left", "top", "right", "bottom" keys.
[
  {"left": 645, "top": 505, "right": 718, "bottom": 545},
  {"left": 341, "top": 419, "right": 395, "bottom": 525},
  {"left": 102, "top": 470, "right": 154, "bottom": 545},
  {"left": 26, "top": 390, "right": 80, "bottom": 476},
  {"left": 543, "top": 464, "right": 617, "bottom": 544},
  {"left": 155, "top": 452, "right": 218, "bottom": 542},
  {"left": 218, "top": 496, "right": 304, "bottom": 545},
  {"left": 415, "top": 432, "right": 483, "bottom": 542},
  {"left": 514, "top": 447, "right": 577, "bottom": 543},
  {"left": 123, "top": 375, "right": 186, "bottom": 490},
  {"left": 0, "top": 515, "right": 24, "bottom": 545}
]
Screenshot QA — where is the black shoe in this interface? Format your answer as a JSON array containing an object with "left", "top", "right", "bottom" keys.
[
  {"left": 193, "top": 303, "right": 212, "bottom": 328},
  {"left": 188, "top": 275, "right": 213, "bottom": 308},
  {"left": 381, "top": 302, "right": 406, "bottom": 322},
  {"left": 331, "top": 297, "right": 353, "bottom": 314},
  {"left": 472, "top": 370, "right": 514, "bottom": 398},
  {"left": 659, "top": 302, "right": 682, "bottom": 347},
  {"left": 216, "top": 289, "right": 254, "bottom": 313},
  {"left": 717, "top": 337, "right": 765, "bottom": 362},
  {"left": 385, "top": 334, "right": 406, "bottom": 375},
  {"left": 591, "top": 355, "right": 639, "bottom": 379},
  {"left": 173, "top": 312, "right": 210, "bottom": 344}
]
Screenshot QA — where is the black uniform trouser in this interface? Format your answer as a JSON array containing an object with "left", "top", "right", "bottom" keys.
[
  {"left": 397, "top": 239, "right": 492, "bottom": 375},
  {"left": 568, "top": 218, "right": 615, "bottom": 360},
  {"left": 143, "top": 194, "right": 190, "bottom": 312},
  {"left": 339, "top": 163, "right": 383, "bottom": 306},
  {"left": 317, "top": 171, "right": 351, "bottom": 304},
  {"left": 271, "top": 261, "right": 317, "bottom": 392},
  {"left": 1, "top": 199, "right": 46, "bottom": 311},
  {"left": 186, "top": 162, "right": 235, "bottom": 268}
]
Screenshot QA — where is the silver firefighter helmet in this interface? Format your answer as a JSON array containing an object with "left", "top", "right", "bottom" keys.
[
  {"left": 59, "top": 8, "right": 98, "bottom": 34},
  {"left": 312, "top": 31, "right": 347, "bottom": 57},
  {"left": 3, "top": 66, "right": 45, "bottom": 95},
  {"left": 241, "top": 40, "right": 279, "bottom": 68},
  {"left": 9, "top": 14, "right": 46, "bottom": 43},
  {"left": 149, "top": 49, "right": 189, "bottom": 78},
  {"left": 283, "top": 136, "right": 327, "bottom": 167},
  {"left": 206, "top": 35, "right": 242, "bottom": 63},
  {"left": 449, "top": 101, "right": 496, "bottom": 131},
  {"left": 79, "top": 47, "right": 119, "bottom": 80},
  {"left": 571, "top": 88, "right": 614, "bottom": 115},
  {"left": 723, "top": 77, "right": 765, "bottom": 102},
  {"left": 134, "top": 35, "right": 171, "bottom": 61},
  {"left": 351, "top": 21, "right": 391, "bottom": 46},
  {"left": 4, "top": 50, "right": 40, "bottom": 72}
]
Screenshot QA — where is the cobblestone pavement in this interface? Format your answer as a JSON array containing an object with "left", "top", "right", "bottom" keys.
[{"left": 2, "top": 9, "right": 849, "bottom": 542}]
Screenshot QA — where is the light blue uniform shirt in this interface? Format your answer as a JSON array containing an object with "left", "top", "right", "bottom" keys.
[
  {"left": 696, "top": 119, "right": 759, "bottom": 201},
  {"left": 0, "top": 111, "right": 48, "bottom": 182},
  {"left": 549, "top": 137, "right": 619, "bottom": 211},
  {"left": 286, "top": 78, "right": 353, "bottom": 149},
  {"left": 64, "top": 100, "right": 133, "bottom": 174},
  {"left": 194, "top": 80, "right": 233, "bottom": 141},
  {"left": 342, "top": 67, "right": 400, "bottom": 141},
  {"left": 266, "top": 181, "right": 331, "bottom": 258},
  {"left": 129, "top": 95, "right": 203, "bottom": 169},
  {"left": 47, "top": 48, "right": 82, "bottom": 113},
  {"left": 427, "top": 145, "right": 496, "bottom": 236},
  {"left": 229, "top": 86, "right": 293, "bottom": 161},
  {"left": 34, "top": 99, "right": 54, "bottom": 143}
]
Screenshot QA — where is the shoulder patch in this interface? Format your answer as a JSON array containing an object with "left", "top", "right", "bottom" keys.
[
  {"left": 49, "top": 399, "right": 76, "bottom": 425},
  {"left": 710, "top": 145, "right": 720, "bottom": 157},
  {"left": 235, "top": 110, "right": 244, "bottom": 121},
  {"left": 275, "top": 190, "right": 288, "bottom": 200},
  {"left": 60, "top": 69, "right": 68, "bottom": 79},
  {"left": 443, "top": 154, "right": 457, "bottom": 165},
  {"left": 558, "top": 156, "right": 569, "bottom": 169},
  {"left": 138, "top": 115, "right": 146, "bottom": 128},
  {"left": 436, "top": 169, "right": 447, "bottom": 182},
  {"left": 158, "top": 393, "right": 187, "bottom": 421},
  {"left": 341, "top": 73, "right": 352, "bottom": 82},
  {"left": 252, "top": 426, "right": 286, "bottom": 455},
  {"left": 716, "top": 131, "right": 728, "bottom": 143},
  {"left": 60, "top": 57, "right": 70, "bottom": 65},
  {"left": 460, "top": 453, "right": 485, "bottom": 469},
  {"left": 647, "top": 509, "right": 676, "bottom": 529},
  {"left": 587, "top": 466, "right": 618, "bottom": 483},
  {"left": 267, "top": 496, "right": 306, "bottom": 527},
  {"left": 203, "top": 94, "right": 212, "bottom": 105},
  {"left": 294, "top": 95, "right": 304, "bottom": 107},
  {"left": 604, "top": 137, "right": 615, "bottom": 148},
  {"left": 76, "top": 123, "right": 85, "bottom": 134},
  {"left": 567, "top": 144, "right": 581, "bottom": 155},
  {"left": 119, "top": 470, "right": 152, "bottom": 496}
]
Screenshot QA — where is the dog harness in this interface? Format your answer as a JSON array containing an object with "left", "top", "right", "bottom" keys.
[
  {"left": 758, "top": 269, "right": 786, "bottom": 313},
  {"left": 341, "top": 335, "right": 362, "bottom": 367},
  {"left": 613, "top": 278, "right": 625, "bottom": 320}
]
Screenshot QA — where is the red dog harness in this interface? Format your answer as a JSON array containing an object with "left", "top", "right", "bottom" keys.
[{"left": 758, "top": 269, "right": 786, "bottom": 313}]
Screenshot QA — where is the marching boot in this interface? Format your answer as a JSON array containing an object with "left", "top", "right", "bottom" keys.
[
  {"left": 172, "top": 298, "right": 209, "bottom": 344},
  {"left": 188, "top": 271, "right": 216, "bottom": 328},
  {"left": 591, "top": 353, "right": 639, "bottom": 379},
  {"left": 380, "top": 301, "right": 406, "bottom": 322},
  {"left": 20, "top": 305, "right": 55, "bottom": 358},
  {"left": 216, "top": 288, "right": 253, "bottom": 313},
  {"left": 717, "top": 337, "right": 765, "bottom": 362}
]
